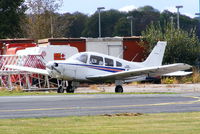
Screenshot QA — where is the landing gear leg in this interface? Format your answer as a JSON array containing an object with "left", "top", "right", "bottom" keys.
[
  {"left": 57, "top": 80, "right": 64, "bottom": 93},
  {"left": 115, "top": 80, "right": 124, "bottom": 93}
]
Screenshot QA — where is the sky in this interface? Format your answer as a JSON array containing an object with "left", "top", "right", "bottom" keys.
[{"left": 59, "top": 0, "right": 199, "bottom": 18}]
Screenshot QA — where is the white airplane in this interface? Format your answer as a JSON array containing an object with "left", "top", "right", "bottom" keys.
[{"left": 6, "top": 41, "right": 191, "bottom": 93}]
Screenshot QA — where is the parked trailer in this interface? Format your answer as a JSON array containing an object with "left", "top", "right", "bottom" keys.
[{"left": 16, "top": 45, "right": 78, "bottom": 62}]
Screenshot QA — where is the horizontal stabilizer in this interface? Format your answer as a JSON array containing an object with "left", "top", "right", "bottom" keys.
[
  {"left": 5, "top": 65, "right": 49, "bottom": 75},
  {"left": 163, "top": 71, "right": 192, "bottom": 76}
]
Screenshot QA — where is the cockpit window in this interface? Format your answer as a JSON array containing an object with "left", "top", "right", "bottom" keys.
[
  {"left": 116, "top": 61, "right": 122, "bottom": 67},
  {"left": 105, "top": 58, "right": 113, "bottom": 66},
  {"left": 77, "top": 54, "right": 88, "bottom": 63},
  {"left": 89, "top": 55, "right": 103, "bottom": 65}
]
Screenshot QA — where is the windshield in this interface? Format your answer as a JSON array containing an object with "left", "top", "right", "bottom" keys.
[{"left": 76, "top": 53, "right": 88, "bottom": 63}]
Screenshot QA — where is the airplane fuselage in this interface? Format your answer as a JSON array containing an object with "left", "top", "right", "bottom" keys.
[{"left": 46, "top": 52, "right": 144, "bottom": 81}]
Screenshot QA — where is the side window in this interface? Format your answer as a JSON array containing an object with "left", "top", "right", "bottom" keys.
[
  {"left": 105, "top": 58, "right": 113, "bottom": 66},
  {"left": 116, "top": 61, "right": 122, "bottom": 67},
  {"left": 90, "top": 55, "right": 103, "bottom": 65},
  {"left": 77, "top": 54, "right": 88, "bottom": 63}
]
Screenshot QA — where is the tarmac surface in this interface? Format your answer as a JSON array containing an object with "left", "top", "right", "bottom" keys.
[
  {"left": 1, "top": 84, "right": 200, "bottom": 119},
  {"left": 1, "top": 83, "right": 200, "bottom": 119},
  {"left": 76, "top": 83, "right": 200, "bottom": 93}
]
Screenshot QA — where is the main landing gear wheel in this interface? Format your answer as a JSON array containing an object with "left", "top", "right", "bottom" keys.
[
  {"left": 57, "top": 86, "right": 64, "bottom": 93},
  {"left": 66, "top": 81, "right": 75, "bottom": 93},
  {"left": 66, "top": 85, "right": 75, "bottom": 93},
  {"left": 115, "top": 85, "right": 123, "bottom": 93}
]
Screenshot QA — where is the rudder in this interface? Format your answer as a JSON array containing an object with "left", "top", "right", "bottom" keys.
[{"left": 142, "top": 41, "right": 167, "bottom": 67}]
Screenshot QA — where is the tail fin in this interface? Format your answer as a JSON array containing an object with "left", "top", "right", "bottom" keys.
[{"left": 142, "top": 41, "right": 167, "bottom": 67}]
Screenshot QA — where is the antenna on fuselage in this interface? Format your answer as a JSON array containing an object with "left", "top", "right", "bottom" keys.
[{"left": 131, "top": 53, "right": 139, "bottom": 62}]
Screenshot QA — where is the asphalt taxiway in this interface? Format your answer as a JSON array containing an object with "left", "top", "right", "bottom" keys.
[{"left": 0, "top": 93, "right": 200, "bottom": 119}]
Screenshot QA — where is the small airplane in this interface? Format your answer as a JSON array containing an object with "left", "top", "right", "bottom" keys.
[{"left": 6, "top": 41, "right": 192, "bottom": 93}]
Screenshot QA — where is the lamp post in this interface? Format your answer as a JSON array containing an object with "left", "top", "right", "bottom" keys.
[
  {"left": 50, "top": 15, "right": 53, "bottom": 38},
  {"left": 195, "top": 0, "right": 200, "bottom": 18},
  {"left": 170, "top": 16, "right": 174, "bottom": 26},
  {"left": 176, "top": 5, "right": 183, "bottom": 29},
  {"left": 195, "top": 13, "right": 200, "bottom": 18},
  {"left": 170, "top": 16, "right": 174, "bottom": 39},
  {"left": 127, "top": 16, "right": 133, "bottom": 36},
  {"left": 97, "top": 7, "right": 105, "bottom": 38},
  {"left": 198, "top": 0, "right": 200, "bottom": 16}
]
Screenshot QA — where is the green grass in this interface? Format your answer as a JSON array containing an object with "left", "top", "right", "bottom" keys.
[
  {"left": 0, "top": 112, "right": 200, "bottom": 134},
  {"left": 0, "top": 90, "right": 176, "bottom": 96},
  {"left": 0, "top": 90, "right": 62, "bottom": 96}
]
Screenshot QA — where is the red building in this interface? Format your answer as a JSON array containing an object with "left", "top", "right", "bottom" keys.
[
  {"left": 0, "top": 39, "right": 36, "bottom": 55},
  {"left": 123, "top": 37, "right": 145, "bottom": 62}
]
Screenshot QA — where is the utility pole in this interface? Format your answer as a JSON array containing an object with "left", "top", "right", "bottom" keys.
[
  {"left": 170, "top": 16, "right": 174, "bottom": 39},
  {"left": 176, "top": 5, "right": 183, "bottom": 29},
  {"left": 97, "top": 7, "right": 105, "bottom": 38},
  {"left": 50, "top": 15, "right": 53, "bottom": 38},
  {"left": 127, "top": 16, "right": 133, "bottom": 36},
  {"left": 170, "top": 16, "right": 174, "bottom": 27}
]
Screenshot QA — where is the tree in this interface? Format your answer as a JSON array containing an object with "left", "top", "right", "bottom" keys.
[
  {"left": 142, "top": 22, "right": 200, "bottom": 65},
  {"left": 53, "top": 13, "right": 73, "bottom": 37},
  {"left": 82, "top": 9, "right": 124, "bottom": 37},
  {"left": 101, "top": 10, "right": 125, "bottom": 37},
  {"left": 53, "top": 12, "right": 88, "bottom": 38},
  {"left": 113, "top": 17, "right": 129, "bottom": 36},
  {"left": 26, "top": 0, "right": 62, "bottom": 40},
  {"left": 137, "top": 5, "right": 159, "bottom": 12},
  {"left": 68, "top": 12, "right": 88, "bottom": 37},
  {"left": 127, "top": 6, "right": 160, "bottom": 36},
  {"left": 82, "top": 13, "right": 98, "bottom": 37},
  {"left": 0, "top": 0, "right": 27, "bottom": 38}
]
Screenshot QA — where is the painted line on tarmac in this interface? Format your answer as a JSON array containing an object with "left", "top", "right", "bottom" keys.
[{"left": 0, "top": 96, "right": 200, "bottom": 113}]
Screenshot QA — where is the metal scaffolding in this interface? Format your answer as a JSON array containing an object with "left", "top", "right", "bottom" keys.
[{"left": 0, "top": 55, "right": 59, "bottom": 90}]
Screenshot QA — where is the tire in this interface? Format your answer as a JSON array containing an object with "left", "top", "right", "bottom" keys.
[
  {"left": 115, "top": 85, "right": 123, "bottom": 93},
  {"left": 57, "top": 86, "right": 64, "bottom": 93},
  {"left": 66, "top": 86, "right": 75, "bottom": 93}
]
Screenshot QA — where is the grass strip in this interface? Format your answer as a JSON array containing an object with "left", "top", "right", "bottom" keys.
[
  {"left": 0, "top": 90, "right": 176, "bottom": 96},
  {"left": 0, "top": 112, "right": 200, "bottom": 134}
]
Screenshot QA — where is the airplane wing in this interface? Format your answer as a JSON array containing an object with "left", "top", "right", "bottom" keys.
[
  {"left": 86, "top": 63, "right": 191, "bottom": 81},
  {"left": 5, "top": 65, "right": 49, "bottom": 75}
]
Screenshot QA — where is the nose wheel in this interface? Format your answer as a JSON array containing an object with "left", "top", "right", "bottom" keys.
[
  {"left": 57, "top": 86, "right": 64, "bottom": 93},
  {"left": 115, "top": 80, "right": 123, "bottom": 93}
]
